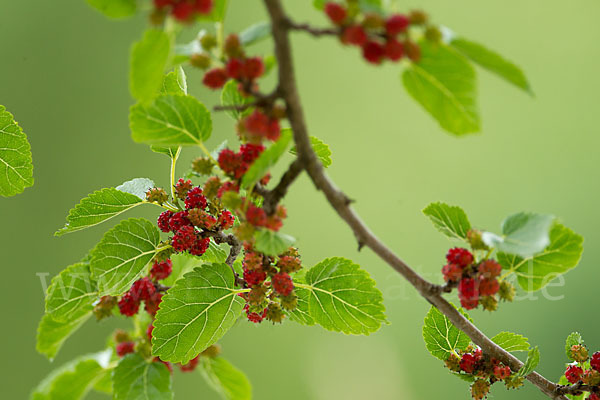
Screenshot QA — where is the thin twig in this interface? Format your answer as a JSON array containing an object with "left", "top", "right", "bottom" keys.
[
  {"left": 262, "top": 1, "right": 568, "bottom": 398},
  {"left": 262, "top": 158, "right": 304, "bottom": 215},
  {"left": 285, "top": 20, "right": 340, "bottom": 37},
  {"left": 206, "top": 230, "right": 244, "bottom": 286}
]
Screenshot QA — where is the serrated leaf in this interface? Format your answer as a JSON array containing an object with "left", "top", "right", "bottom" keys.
[
  {"left": 497, "top": 222, "right": 583, "bottom": 291},
  {"left": 423, "top": 305, "right": 471, "bottom": 361},
  {"left": 86, "top": 0, "right": 136, "bottom": 19},
  {"left": 241, "top": 129, "right": 292, "bottom": 189},
  {"left": 565, "top": 332, "right": 584, "bottom": 361},
  {"left": 152, "top": 264, "right": 244, "bottom": 363},
  {"left": 288, "top": 281, "right": 315, "bottom": 326},
  {"left": 516, "top": 346, "right": 540, "bottom": 378},
  {"left": 36, "top": 313, "right": 91, "bottom": 360},
  {"left": 161, "top": 67, "right": 187, "bottom": 95},
  {"left": 116, "top": 177, "right": 155, "bottom": 200},
  {"left": 0, "top": 105, "right": 34, "bottom": 197},
  {"left": 200, "top": 357, "right": 252, "bottom": 400},
  {"left": 422, "top": 202, "right": 471, "bottom": 240},
  {"left": 31, "top": 350, "right": 112, "bottom": 400},
  {"left": 130, "top": 94, "right": 212, "bottom": 146},
  {"left": 240, "top": 22, "right": 271, "bottom": 46},
  {"left": 113, "top": 353, "right": 172, "bottom": 400},
  {"left": 45, "top": 263, "right": 97, "bottom": 322},
  {"left": 491, "top": 332, "right": 530, "bottom": 352},
  {"left": 451, "top": 372, "right": 476, "bottom": 383},
  {"left": 451, "top": 37, "right": 532, "bottom": 94},
  {"left": 55, "top": 179, "right": 153, "bottom": 236},
  {"left": 91, "top": 218, "right": 161, "bottom": 296},
  {"left": 220, "top": 80, "right": 254, "bottom": 120},
  {"left": 402, "top": 41, "right": 479, "bottom": 136},
  {"left": 253, "top": 229, "right": 295, "bottom": 257},
  {"left": 130, "top": 29, "right": 171, "bottom": 102},
  {"left": 300, "top": 257, "right": 387, "bottom": 335},
  {"left": 161, "top": 242, "right": 227, "bottom": 287},
  {"left": 482, "top": 212, "right": 554, "bottom": 257},
  {"left": 151, "top": 145, "right": 181, "bottom": 159},
  {"left": 289, "top": 136, "right": 332, "bottom": 168}
]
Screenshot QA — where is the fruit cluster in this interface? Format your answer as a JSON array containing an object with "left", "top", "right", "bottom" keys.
[
  {"left": 323, "top": 1, "right": 440, "bottom": 64},
  {"left": 152, "top": 0, "right": 213, "bottom": 23},
  {"left": 441, "top": 247, "right": 514, "bottom": 311},
  {"left": 563, "top": 346, "right": 600, "bottom": 399},
  {"left": 445, "top": 346, "right": 523, "bottom": 399},
  {"left": 238, "top": 244, "right": 302, "bottom": 323}
]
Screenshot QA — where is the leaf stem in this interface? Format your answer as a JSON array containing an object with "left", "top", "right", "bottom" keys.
[{"left": 170, "top": 147, "right": 182, "bottom": 204}]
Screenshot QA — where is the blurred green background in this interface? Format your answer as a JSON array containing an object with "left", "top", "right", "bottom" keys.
[{"left": 1, "top": 0, "right": 599, "bottom": 398}]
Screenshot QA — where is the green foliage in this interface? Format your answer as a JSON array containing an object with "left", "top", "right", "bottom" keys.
[
  {"left": 240, "top": 22, "right": 271, "bottom": 46},
  {"left": 287, "top": 276, "right": 315, "bottom": 326},
  {"left": 565, "top": 332, "right": 584, "bottom": 361},
  {"left": 241, "top": 129, "right": 293, "bottom": 188},
  {"left": 90, "top": 218, "right": 161, "bottom": 296},
  {"left": 36, "top": 313, "right": 91, "bottom": 360},
  {"left": 86, "top": 0, "right": 136, "bottom": 19},
  {"left": 130, "top": 30, "right": 172, "bottom": 102},
  {"left": 220, "top": 80, "right": 254, "bottom": 120},
  {"left": 296, "top": 257, "right": 387, "bottom": 335},
  {"left": 515, "top": 346, "right": 540, "bottom": 378},
  {"left": 161, "top": 67, "right": 188, "bottom": 96},
  {"left": 130, "top": 94, "right": 212, "bottom": 146},
  {"left": 31, "top": 350, "right": 112, "bottom": 400},
  {"left": 116, "top": 177, "right": 155, "bottom": 200},
  {"left": 253, "top": 229, "right": 295, "bottom": 257},
  {"left": 0, "top": 105, "right": 34, "bottom": 197},
  {"left": 491, "top": 332, "right": 530, "bottom": 353},
  {"left": 422, "top": 202, "right": 471, "bottom": 240},
  {"left": 482, "top": 212, "right": 554, "bottom": 257},
  {"left": 497, "top": 222, "right": 583, "bottom": 291},
  {"left": 55, "top": 179, "right": 152, "bottom": 236},
  {"left": 289, "top": 136, "right": 332, "bottom": 168},
  {"left": 113, "top": 354, "right": 172, "bottom": 400},
  {"left": 422, "top": 305, "right": 471, "bottom": 361},
  {"left": 402, "top": 41, "right": 479, "bottom": 136},
  {"left": 151, "top": 145, "right": 181, "bottom": 159},
  {"left": 152, "top": 264, "right": 244, "bottom": 363},
  {"left": 200, "top": 357, "right": 252, "bottom": 400},
  {"left": 451, "top": 37, "right": 532, "bottom": 94},
  {"left": 45, "top": 263, "right": 97, "bottom": 321}
]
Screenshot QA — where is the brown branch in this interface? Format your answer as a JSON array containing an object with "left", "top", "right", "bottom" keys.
[
  {"left": 262, "top": 0, "right": 567, "bottom": 398},
  {"left": 205, "top": 230, "right": 244, "bottom": 286},
  {"left": 262, "top": 158, "right": 304, "bottom": 215},
  {"left": 285, "top": 20, "right": 340, "bottom": 37},
  {"left": 213, "top": 86, "right": 282, "bottom": 113}
]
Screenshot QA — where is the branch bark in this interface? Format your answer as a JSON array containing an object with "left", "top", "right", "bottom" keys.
[{"left": 262, "top": 0, "right": 567, "bottom": 398}]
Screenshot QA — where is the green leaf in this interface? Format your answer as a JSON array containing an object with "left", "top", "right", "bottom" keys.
[
  {"left": 45, "top": 263, "right": 97, "bottom": 322},
  {"left": 497, "top": 222, "right": 583, "bottom": 291},
  {"left": 0, "top": 105, "right": 34, "bottom": 197},
  {"left": 152, "top": 264, "right": 244, "bottom": 363},
  {"left": 451, "top": 37, "right": 532, "bottom": 94},
  {"left": 200, "top": 357, "right": 252, "bottom": 400},
  {"left": 491, "top": 332, "right": 530, "bottom": 352},
  {"left": 113, "top": 353, "right": 172, "bottom": 400},
  {"left": 161, "top": 67, "right": 187, "bottom": 95},
  {"left": 565, "top": 332, "right": 584, "bottom": 361},
  {"left": 240, "top": 22, "right": 271, "bottom": 46},
  {"left": 300, "top": 257, "right": 387, "bottom": 335},
  {"left": 151, "top": 145, "right": 181, "bottom": 159},
  {"left": 31, "top": 350, "right": 112, "bottom": 400},
  {"left": 482, "top": 212, "right": 554, "bottom": 257},
  {"left": 130, "top": 94, "right": 212, "bottom": 146},
  {"left": 130, "top": 29, "right": 171, "bottom": 102},
  {"left": 422, "top": 305, "right": 471, "bottom": 361},
  {"left": 288, "top": 274, "right": 315, "bottom": 326},
  {"left": 241, "top": 129, "right": 292, "bottom": 188},
  {"left": 402, "top": 41, "right": 480, "bottom": 136},
  {"left": 55, "top": 178, "right": 154, "bottom": 236},
  {"left": 289, "top": 136, "right": 332, "bottom": 168},
  {"left": 516, "top": 346, "right": 540, "bottom": 378},
  {"left": 422, "top": 202, "right": 471, "bottom": 240},
  {"left": 86, "top": 0, "right": 136, "bottom": 19},
  {"left": 36, "top": 313, "right": 91, "bottom": 360},
  {"left": 90, "top": 218, "right": 161, "bottom": 296},
  {"left": 220, "top": 80, "right": 254, "bottom": 120},
  {"left": 253, "top": 229, "right": 295, "bottom": 257}
]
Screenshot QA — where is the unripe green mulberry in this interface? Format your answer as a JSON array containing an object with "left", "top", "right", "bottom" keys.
[
  {"left": 445, "top": 353, "right": 461, "bottom": 372},
  {"left": 467, "top": 229, "right": 489, "bottom": 250},
  {"left": 280, "top": 292, "right": 298, "bottom": 311},
  {"left": 504, "top": 375, "right": 524, "bottom": 389},
  {"left": 582, "top": 369, "right": 600, "bottom": 386},
  {"left": 425, "top": 26, "right": 442, "bottom": 42},
  {"left": 471, "top": 379, "right": 490, "bottom": 400},
  {"left": 266, "top": 302, "right": 285, "bottom": 324},
  {"left": 192, "top": 157, "right": 215, "bottom": 175},
  {"left": 480, "top": 295, "right": 498, "bottom": 312},
  {"left": 498, "top": 281, "right": 515, "bottom": 302},
  {"left": 247, "top": 285, "right": 268, "bottom": 306},
  {"left": 570, "top": 344, "right": 589, "bottom": 362},
  {"left": 201, "top": 344, "right": 222, "bottom": 358},
  {"left": 200, "top": 34, "right": 217, "bottom": 51},
  {"left": 93, "top": 295, "right": 117, "bottom": 320},
  {"left": 146, "top": 187, "right": 169, "bottom": 205}
]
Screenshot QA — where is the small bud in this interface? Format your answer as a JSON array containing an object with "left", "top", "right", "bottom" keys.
[
  {"left": 149, "top": 8, "right": 167, "bottom": 26},
  {"left": 113, "top": 329, "right": 130, "bottom": 344},
  {"left": 221, "top": 191, "right": 242, "bottom": 210},
  {"left": 200, "top": 34, "right": 217, "bottom": 51},
  {"left": 135, "top": 340, "right": 153, "bottom": 359},
  {"left": 190, "top": 53, "right": 212, "bottom": 70},
  {"left": 583, "top": 369, "right": 600, "bottom": 386},
  {"left": 192, "top": 157, "right": 215, "bottom": 175},
  {"left": 224, "top": 34, "right": 243, "bottom": 59},
  {"left": 504, "top": 375, "right": 525, "bottom": 389},
  {"left": 270, "top": 103, "right": 287, "bottom": 120},
  {"left": 203, "top": 176, "right": 222, "bottom": 200},
  {"left": 445, "top": 354, "right": 461, "bottom": 372},
  {"left": 409, "top": 9, "right": 428, "bottom": 25},
  {"left": 280, "top": 292, "right": 298, "bottom": 311},
  {"left": 201, "top": 344, "right": 222, "bottom": 358},
  {"left": 480, "top": 295, "right": 498, "bottom": 312},
  {"left": 471, "top": 379, "right": 490, "bottom": 400},
  {"left": 570, "top": 344, "right": 589, "bottom": 362},
  {"left": 94, "top": 295, "right": 117, "bottom": 320},
  {"left": 146, "top": 187, "right": 169, "bottom": 205},
  {"left": 266, "top": 302, "right": 285, "bottom": 323},
  {"left": 233, "top": 222, "right": 255, "bottom": 241},
  {"left": 498, "top": 281, "right": 515, "bottom": 302},
  {"left": 154, "top": 245, "right": 175, "bottom": 263},
  {"left": 425, "top": 26, "right": 442, "bottom": 43},
  {"left": 404, "top": 40, "right": 421, "bottom": 62},
  {"left": 362, "top": 13, "right": 385, "bottom": 30},
  {"left": 467, "top": 229, "right": 489, "bottom": 250},
  {"left": 247, "top": 285, "right": 268, "bottom": 306}
]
